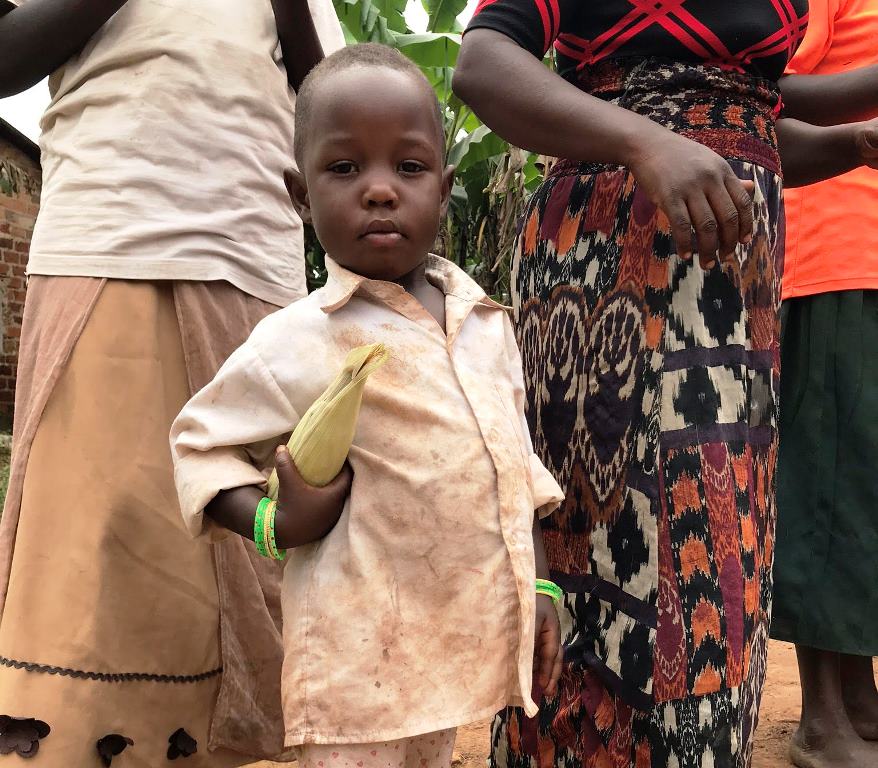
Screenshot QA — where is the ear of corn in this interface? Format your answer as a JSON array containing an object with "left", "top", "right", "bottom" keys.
[{"left": 266, "top": 343, "right": 388, "bottom": 495}]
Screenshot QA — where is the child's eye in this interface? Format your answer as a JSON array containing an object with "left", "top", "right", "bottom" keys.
[
  {"left": 399, "top": 161, "right": 426, "bottom": 174},
  {"left": 328, "top": 161, "right": 357, "bottom": 175}
]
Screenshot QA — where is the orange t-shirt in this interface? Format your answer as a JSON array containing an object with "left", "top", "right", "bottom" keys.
[{"left": 783, "top": 0, "right": 878, "bottom": 299}]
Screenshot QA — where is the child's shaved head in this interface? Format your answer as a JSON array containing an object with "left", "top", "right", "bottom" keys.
[{"left": 294, "top": 44, "right": 446, "bottom": 168}]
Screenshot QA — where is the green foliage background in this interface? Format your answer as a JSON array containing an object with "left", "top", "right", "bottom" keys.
[{"left": 304, "top": 0, "right": 545, "bottom": 303}]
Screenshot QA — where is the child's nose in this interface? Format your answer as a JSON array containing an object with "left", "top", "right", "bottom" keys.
[{"left": 362, "top": 177, "right": 399, "bottom": 208}]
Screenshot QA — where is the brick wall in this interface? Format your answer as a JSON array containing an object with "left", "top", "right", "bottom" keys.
[{"left": 0, "top": 136, "right": 40, "bottom": 429}]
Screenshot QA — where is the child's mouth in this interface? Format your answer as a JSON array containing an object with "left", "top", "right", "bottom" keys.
[{"left": 361, "top": 220, "right": 404, "bottom": 246}]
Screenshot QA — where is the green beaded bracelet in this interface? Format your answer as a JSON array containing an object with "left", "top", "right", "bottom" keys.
[
  {"left": 536, "top": 578, "right": 564, "bottom": 605},
  {"left": 254, "top": 496, "right": 271, "bottom": 558}
]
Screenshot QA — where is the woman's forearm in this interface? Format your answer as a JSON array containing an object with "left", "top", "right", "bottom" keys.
[
  {"left": 777, "top": 118, "right": 866, "bottom": 188},
  {"left": 454, "top": 28, "right": 760, "bottom": 262},
  {"left": 453, "top": 28, "right": 666, "bottom": 167},
  {"left": 270, "top": 0, "right": 324, "bottom": 92},
  {"left": 781, "top": 68, "right": 878, "bottom": 126},
  {"left": 0, "top": 0, "right": 129, "bottom": 97}
]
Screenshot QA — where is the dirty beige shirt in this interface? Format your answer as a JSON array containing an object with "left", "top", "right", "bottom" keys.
[
  {"left": 171, "top": 255, "right": 565, "bottom": 745},
  {"left": 14, "top": 0, "right": 344, "bottom": 306}
]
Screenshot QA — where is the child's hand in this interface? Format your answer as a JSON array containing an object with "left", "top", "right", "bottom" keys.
[
  {"left": 533, "top": 594, "right": 563, "bottom": 701},
  {"left": 273, "top": 446, "right": 353, "bottom": 549}
]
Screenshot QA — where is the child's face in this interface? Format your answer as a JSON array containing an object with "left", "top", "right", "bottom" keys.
[{"left": 286, "top": 67, "right": 454, "bottom": 282}]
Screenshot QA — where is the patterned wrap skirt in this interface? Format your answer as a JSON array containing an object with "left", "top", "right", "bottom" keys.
[{"left": 490, "top": 59, "right": 784, "bottom": 768}]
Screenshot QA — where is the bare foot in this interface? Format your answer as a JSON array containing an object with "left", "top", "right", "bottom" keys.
[{"left": 789, "top": 724, "right": 878, "bottom": 768}]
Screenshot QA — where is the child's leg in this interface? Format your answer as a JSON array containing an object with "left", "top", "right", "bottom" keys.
[
  {"left": 298, "top": 729, "right": 456, "bottom": 768},
  {"left": 789, "top": 645, "right": 878, "bottom": 768},
  {"left": 841, "top": 653, "right": 878, "bottom": 740}
]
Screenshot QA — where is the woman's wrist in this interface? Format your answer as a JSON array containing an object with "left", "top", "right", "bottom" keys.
[{"left": 615, "top": 112, "right": 672, "bottom": 170}]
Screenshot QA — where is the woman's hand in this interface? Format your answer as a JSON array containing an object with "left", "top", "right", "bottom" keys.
[
  {"left": 627, "top": 127, "right": 755, "bottom": 268},
  {"left": 533, "top": 594, "right": 563, "bottom": 700},
  {"left": 272, "top": 446, "right": 352, "bottom": 549}
]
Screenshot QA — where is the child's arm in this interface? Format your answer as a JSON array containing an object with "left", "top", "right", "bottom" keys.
[
  {"left": 172, "top": 334, "right": 350, "bottom": 545},
  {"left": 206, "top": 447, "right": 351, "bottom": 549},
  {"left": 0, "top": 0, "right": 130, "bottom": 97},
  {"left": 777, "top": 117, "right": 878, "bottom": 188},
  {"left": 269, "top": 0, "right": 324, "bottom": 92},
  {"left": 533, "top": 514, "right": 563, "bottom": 698}
]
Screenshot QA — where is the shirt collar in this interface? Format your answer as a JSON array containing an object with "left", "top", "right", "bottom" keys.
[{"left": 318, "top": 254, "right": 510, "bottom": 315}]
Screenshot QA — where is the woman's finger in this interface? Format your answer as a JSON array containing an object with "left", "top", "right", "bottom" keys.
[
  {"left": 664, "top": 197, "right": 694, "bottom": 261},
  {"left": 706, "top": 183, "right": 743, "bottom": 258},
  {"left": 686, "top": 193, "right": 719, "bottom": 268},
  {"left": 726, "top": 175, "right": 755, "bottom": 246}
]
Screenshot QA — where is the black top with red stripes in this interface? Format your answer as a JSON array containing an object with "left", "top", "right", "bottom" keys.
[{"left": 466, "top": 0, "right": 809, "bottom": 82}]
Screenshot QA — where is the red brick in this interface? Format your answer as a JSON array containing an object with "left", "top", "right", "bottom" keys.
[{"left": 14, "top": 241, "right": 28, "bottom": 253}]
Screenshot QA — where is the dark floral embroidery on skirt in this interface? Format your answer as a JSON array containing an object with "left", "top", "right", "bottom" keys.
[
  {"left": 167, "top": 728, "right": 197, "bottom": 759},
  {"left": 96, "top": 734, "right": 134, "bottom": 766},
  {"left": 0, "top": 716, "right": 50, "bottom": 759}
]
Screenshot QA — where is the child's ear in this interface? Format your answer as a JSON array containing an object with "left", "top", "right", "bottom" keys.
[
  {"left": 284, "top": 167, "right": 312, "bottom": 224},
  {"left": 439, "top": 164, "right": 456, "bottom": 218}
]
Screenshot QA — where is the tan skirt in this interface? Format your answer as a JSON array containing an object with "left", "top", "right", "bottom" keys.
[{"left": 0, "top": 278, "right": 289, "bottom": 764}]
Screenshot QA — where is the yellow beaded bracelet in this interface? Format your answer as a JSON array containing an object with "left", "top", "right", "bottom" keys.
[{"left": 264, "top": 500, "right": 286, "bottom": 561}]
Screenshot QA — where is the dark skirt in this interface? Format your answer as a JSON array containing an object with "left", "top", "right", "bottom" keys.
[
  {"left": 490, "top": 59, "right": 784, "bottom": 768},
  {"left": 771, "top": 290, "right": 878, "bottom": 656}
]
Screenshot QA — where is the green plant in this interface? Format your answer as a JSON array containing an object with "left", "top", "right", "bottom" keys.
[{"left": 302, "top": 0, "right": 544, "bottom": 303}]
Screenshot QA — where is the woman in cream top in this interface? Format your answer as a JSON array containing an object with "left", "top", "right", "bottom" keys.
[{"left": 0, "top": 0, "right": 344, "bottom": 764}]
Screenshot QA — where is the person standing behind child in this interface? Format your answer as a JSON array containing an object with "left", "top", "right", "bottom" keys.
[
  {"left": 171, "top": 44, "right": 566, "bottom": 767},
  {"left": 772, "top": 1, "right": 878, "bottom": 766},
  {"left": 0, "top": 0, "right": 343, "bottom": 764}
]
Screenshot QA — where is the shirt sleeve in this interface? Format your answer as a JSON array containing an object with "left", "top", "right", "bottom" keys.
[
  {"left": 502, "top": 315, "right": 565, "bottom": 517},
  {"left": 785, "top": 0, "right": 844, "bottom": 74},
  {"left": 171, "top": 341, "right": 300, "bottom": 539},
  {"left": 464, "top": 0, "right": 565, "bottom": 59}
]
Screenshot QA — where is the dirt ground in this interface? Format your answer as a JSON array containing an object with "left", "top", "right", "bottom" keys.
[
  {"left": 256, "top": 640, "right": 811, "bottom": 768},
  {"left": 449, "top": 640, "right": 805, "bottom": 768}
]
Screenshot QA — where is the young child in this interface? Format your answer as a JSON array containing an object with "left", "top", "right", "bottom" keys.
[{"left": 170, "top": 44, "right": 565, "bottom": 766}]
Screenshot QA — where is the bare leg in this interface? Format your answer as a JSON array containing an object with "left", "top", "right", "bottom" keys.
[
  {"left": 789, "top": 645, "right": 878, "bottom": 768},
  {"left": 841, "top": 654, "right": 878, "bottom": 741}
]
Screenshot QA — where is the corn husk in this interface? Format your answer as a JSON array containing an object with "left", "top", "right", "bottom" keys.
[{"left": 266, "top": 343, "right": 388, "bottom": 495}]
